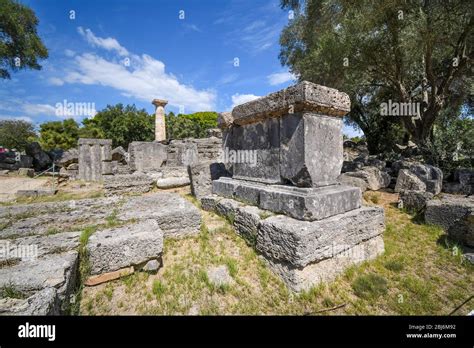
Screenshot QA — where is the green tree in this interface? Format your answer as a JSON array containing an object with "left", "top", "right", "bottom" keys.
[
  {"left": 166, "top": 111, "right": 218, "bottom": 140},
  {"left": 39, "top": 119, "right": 80, "bottom": 151},
  {"left": 81, "top": 104, "right": 154, "bottom": 148},
  {"left": 0, "top": 0, "right": 48, "bottom": 79},
  {"left": 0, "top": 119, "right": 37, "bottom": 150},
  {"left": 280, "top": 0, "right": 473, "bottom": 153}
]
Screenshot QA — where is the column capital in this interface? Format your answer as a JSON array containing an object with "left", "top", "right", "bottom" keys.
[{"left": 152, "top": 99, "right": 168, "bottom": 108}]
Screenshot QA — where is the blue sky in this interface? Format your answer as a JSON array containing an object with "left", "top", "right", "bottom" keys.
[{"left": 0, "top": 0, "right": 360, "bottom": 136}]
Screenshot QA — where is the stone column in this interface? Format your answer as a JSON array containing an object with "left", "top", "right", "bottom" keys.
[{"left": 152, "top": 99, "right": 168, "bottom": 142}]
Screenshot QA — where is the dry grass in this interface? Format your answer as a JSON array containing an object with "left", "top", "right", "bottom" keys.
[{"left": 79, "top": 191, "right": 473, "bottom": 315}]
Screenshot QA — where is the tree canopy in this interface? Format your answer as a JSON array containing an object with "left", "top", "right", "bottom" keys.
[
  {"left": 0, "top": 119, "right": 37, "bottom": 150},
  {"left": 39, "top": 119, "right": 80, "bottom": 151},
  {"left": 0, "top": 0, "right": 48, "bottom": 79},
  {"left": 280, "top": 0, "right": 473, "bottom": 154},
  {"left": 81, "top": 104, "right": 155, "bottom": 148}
]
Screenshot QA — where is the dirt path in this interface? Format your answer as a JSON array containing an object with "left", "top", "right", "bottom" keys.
[{"left": 0, "top": 176, "right": 52, "bottom": 202}]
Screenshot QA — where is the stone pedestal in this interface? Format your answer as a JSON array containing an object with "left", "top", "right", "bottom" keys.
[{"left": 207, "top": 81, "right": 385, "bottom": 292}]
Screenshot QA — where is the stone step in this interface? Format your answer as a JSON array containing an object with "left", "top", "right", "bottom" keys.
[{"left": 212, "top": 177, "right": 361, "bottom": 221}]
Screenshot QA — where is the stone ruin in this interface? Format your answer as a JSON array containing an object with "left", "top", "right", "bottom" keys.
[
  {"left": 75, "top": 98, "right": 224, "bottom": 196},
  {"left": 202, "top": 81, "right": 386, "bottom": 292}
]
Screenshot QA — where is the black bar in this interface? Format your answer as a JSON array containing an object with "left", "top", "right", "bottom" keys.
[{"left": 0, "top": 315, "right": 472, "bottom": 346}]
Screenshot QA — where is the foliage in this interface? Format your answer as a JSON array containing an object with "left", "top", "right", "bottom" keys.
[
  {"left": 0, "top": 119, "right": 37, "bottom": 150},
  {"left": 39, "top": 119, "right": 80, "bottom": 151},
  {"left": 280, "top": 0, "right": 473, "bottom": 153},
  {"left": 166, "top": 111, "right": 218, "bottom": 140},
  {"left": 0, "top": 0, "right": 48, "bottom": 79},
  {"left": 425, "top": 109, "right": 474, "bottom": 176},
  {"left": 81, "top": 104, "right": 154, "bottom": 149}
]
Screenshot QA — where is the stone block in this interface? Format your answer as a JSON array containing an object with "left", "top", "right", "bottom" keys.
[
  {"left": 200, "top": 195, "right": 222, "bottom": 211},
  {"left": 399, "top": 190, "right": 433, "bottom": 212},
  {"left": 232, "top": 81, "right": 350, "bottom": 125},
  {"left": 215, "top": 198, "right": 242, "bottom": 221},
  {"left": 103, "top": 174, "right": 154, "bottom": 196},
  {"left": 128, "top": 141, "right": 167, "bottom": 172},
  {"left": 117, "top": 192, "right": 201, "bottom": 238},
  {"left": 86, "top": 220, "right": 163, "bottom": 275},
  {"left": 231, "top": 117, "right": 281, "bottom": 183},
  {"left": 337, "top": 173, "right": 368, "bottom": 192},
  {"left": 344, "top": 166, "right": 390, "bottom": 191},
  {"left": 409, "top": 164, "right": 443, "bottom": 194},
  {"left": 234, "top": 205, "right": 269, "bottom": 243},
  {"left": 213, "top": 177, "right": 361, "bottom": 221},
  {"left": 265, "top": 236, "right": 384, "bottom": 292},
  {"left": 78, "top": 138, "right": 112, "bottom": 182},
  {"left": 280, "top": 113, "right": 343, "bottom": 187},
  {"left": 188, "top": 162, "right": 229, "bottom": 199},
  {"left": 256, "top": 206, "right": 385, "bottom": 267},
  {"left": 425, "top": 195, "right": 474, "bottom": 247},
  {"left": 395, "top": 169, "right": 426, "bottom": 192}
]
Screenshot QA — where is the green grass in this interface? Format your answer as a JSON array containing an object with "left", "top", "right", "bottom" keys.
[
  {"left": 0, "top": 284, "right": 26, "bottom": 299},
  {"left": 351, "top": 274, "right": 388, "bottom": 300},
  {"left": 79, "top": 194, "right": 474, "bottom": 315},
  {"left": 8, "top": 190, "right": 104, "bottom": 205}
]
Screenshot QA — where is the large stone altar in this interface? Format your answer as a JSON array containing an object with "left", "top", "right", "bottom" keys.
[{"left": 206, "top": 81, "right": 385, "bottom": 292}]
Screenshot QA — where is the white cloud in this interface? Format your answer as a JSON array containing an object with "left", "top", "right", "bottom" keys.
[
  {"left": 183, "top": 23, "right": 202, "bottom": 32},
  {"left": 64, "top": 49, "right": 75, "bottom": 57},
  {"left": 22, "top": 103, "right": 57, "bottom": 116},
  {"left": 77, "top": 27, "right": 129, "bottom": 57},
  {"left": 51, "top": 28, "right": 216, "bottom": 112},
  {"left": 231, "top": 93, "right": 260, "bottom": 108},
  {"left": 48, "top": 77, "right": 64, "bottom": 86},
  {"left": 267, "top": 72, "right": 296, "bottom": 86}
]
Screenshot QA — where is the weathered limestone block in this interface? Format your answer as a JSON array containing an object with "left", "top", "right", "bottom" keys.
[
  {"left": 230, "top": 117, "right": 280, "bottom": 183},
  {"left": 212, "top": 177, "right": 361, "bottom": 221},
  {"left": 337, "top": 173, "right": 368, "bottom": 192},
  {"left": 78, "top": 138, "right": 112, "bottom": 182},
  {"left": 0, "top": 251, "right": 79, "bottom": 310},
  {"left": 256, "top": 206, "right": 385, "bottom": 268},
  {"left": 394, "top": 169, "right": 426, "bottom": 193},
  {"left": 167, "top": 140, "right": 199, "bottom": 167},
  {"left": 57, "top": 148, "right": 78, "bottom": 168},
  {"left": 215, "top": 198, "right": 242, "bottom": 222},
  {"left": 280, "top": 113, "right": 343, "bottom": 187},
  {"left": 409, "top": 164, "right": 443, "bottom": 194},
  {"left": 155, "top": 166, "right": 190, "bottom": 188},
  {"left": 0, "top": 287, "right": 60, "bottom": 315},
  {"left": 217, "top": 112, "right": 233, "bottom": 129},
  {"left": 86, "top": 220, "right": 163, "bottom": 276},
  {"left": 103, "top": 173, "right": 154, "bottom": 196},
  {"left": 200, "top": 195, "right": 222, "bottom": 211},
  {"left": 265, "top": 236, "right": 384, "bottom": 292},
  {"left": 111, "top": 146, "right": 127, "bottom": 163},
  {"left": 117, "top": 192, "right": 201, "bottom": 237},
  {"left": 399, "top": 190, "right": 433, "bottom": 212},
  {"left": 425, "top": 195, "right": 474, "bottom": 247},
  {"left": 128, "top": 141, "right": 167, "bottom": 172},
  {"left": 234, "top": 205, "right": 269, "bottom": 243},
  {"left": 188, "top": 162, "right": 229, "bottom": 199},
  {"left": 232, "top": 81, "right": 350, "bottom": 125},
  {"left": 344, "top": 166, "right": 390, "bottom": 191}
]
